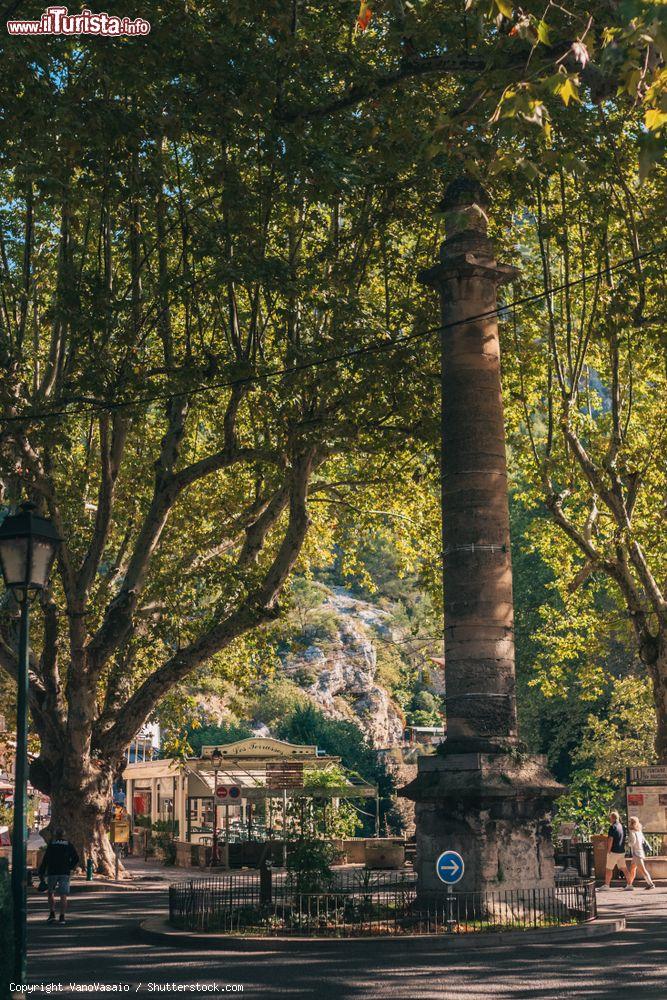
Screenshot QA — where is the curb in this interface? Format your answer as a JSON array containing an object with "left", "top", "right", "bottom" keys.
[
  {"left": 71, "top": 880, "right": 170, "bottom": 893},
  {"left": 29, "top": 879, "right": 171, "bottom": 895},
  {"left": 138, "top": 915, "right": 626, "bottom": 952}
]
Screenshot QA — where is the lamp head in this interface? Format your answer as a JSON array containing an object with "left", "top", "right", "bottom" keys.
[{"left": 0, "top": 501, "right": 61, "bottom": 598}]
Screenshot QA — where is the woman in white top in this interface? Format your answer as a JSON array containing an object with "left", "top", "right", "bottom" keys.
[{"left": 625, "top": 816, "right": 655, "bottom": 890}]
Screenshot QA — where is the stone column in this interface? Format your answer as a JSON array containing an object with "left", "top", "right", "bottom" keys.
[
  {"left": 150, "top": 777, "right": 159, "bottom": 824},
  {"left": 431, "top": 181, "right": 518, "bottom": 750},
  {"left": 401, "top": 178, "right": 562, "bottom": 895},
  {"left": 175, "top": 773, "right": 187, "bottom": 842}
]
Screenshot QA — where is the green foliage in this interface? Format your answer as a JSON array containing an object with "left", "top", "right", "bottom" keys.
[
  {"left": 288, "top": 578, "right": 332, "bottom": 630},
  {"left": 0, "top": 798, "right": 37, "bottom": 834},
  {"left": 553, "top": 772, "right": 616, "bottom": 841},
  {"left": 501, "top": 148, "right": 667, "bottom": 754},
  {"left": 374, "top": 641, "right": 406, "bottom": 695},
  {"left": 406, "top": 689, "right": 443, "bottom": 727},
  {"left": 186, "top": 721, "right": 254, "bottom": 756},
  {"left": 0, "top": 802, "right": 12, "bottom": 831},
  {"left": 278, "top": 705, "right": 397, "bottom": 834},
  {"left": 1, "top": 0, "right": 665, "bottom": 851},
  {"left": 286, "top": 839, "right": 338, "bottom": 893},
  {"left": 292, "top": 611, "right": 341, "bottom": 649},
  {"left": 246, "top": 679, "right": 310, "bottom": 729},
  {"left": 151, "top": 820, "right": 179, "bottom": 866},
  {"left": 302, "top": 765, "right": 362, "bottom": 840},
  {"left": 156, "top": 691, "right": 204, "bottom": 761},
  {"left": 574, "top": 676, "right": 657, "bottom": 786},
  {"left": 278, "top": 705, "right": 377, "bottom": 781}
]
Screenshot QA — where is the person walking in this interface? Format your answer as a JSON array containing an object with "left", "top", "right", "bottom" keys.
[
  {"left": 599, "top": 810, "right": 627, "bottom": 890},
  {"left": 625, "top": 816, "right": 655, "bottom": 890},
  {"left": 38, "top": 828, "right": 79, "bottom": 923}
]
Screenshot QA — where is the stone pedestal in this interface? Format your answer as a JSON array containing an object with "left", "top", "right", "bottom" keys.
[{"left": 403, "top": 752, "right": 562, "bottom": 894}]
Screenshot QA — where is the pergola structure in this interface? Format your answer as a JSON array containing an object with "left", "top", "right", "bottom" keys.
[{"left": 123, "top": 736, "right": 378, "bottom": 846}]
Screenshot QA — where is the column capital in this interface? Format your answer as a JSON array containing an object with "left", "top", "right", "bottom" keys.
[
  {"left": 419, "top": 174, "right": 520, "bottom": 291},
  {"left": 418, "top": 256, "right": 519, "bottom": 290}
]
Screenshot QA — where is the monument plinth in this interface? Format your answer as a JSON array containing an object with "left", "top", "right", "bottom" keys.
[{"left": 401, "top": 178, "right": 562, "bottom": 894}]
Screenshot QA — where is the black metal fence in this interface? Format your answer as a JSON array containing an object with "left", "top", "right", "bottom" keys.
[
  {"left": 168, "top": 872, "right": 596, "bottom": 937},
  {"left": 642, "top": 832, "right": 666, "bottom": 856},
  {"left": 555, "top": 841, "right": 595, "bottom": 877}
]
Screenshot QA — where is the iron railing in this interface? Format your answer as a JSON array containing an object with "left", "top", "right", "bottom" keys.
[
  {"left": 168, "top": 873, "right": 596, "bottom": 937},
  {"left": 642, "top": 832, "right": 666, "bottom": 856},
  {"left": 555, "top": 841, "right": 594, "bottom": 877}
]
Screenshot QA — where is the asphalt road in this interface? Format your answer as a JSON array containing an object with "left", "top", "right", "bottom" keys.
[{"left": 22, "top": 885, "right": 667, "bottom": 999}]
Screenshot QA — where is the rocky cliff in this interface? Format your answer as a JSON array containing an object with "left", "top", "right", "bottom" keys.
[{"left": 281, "top": 588, "right": 407, "bottom": 747}]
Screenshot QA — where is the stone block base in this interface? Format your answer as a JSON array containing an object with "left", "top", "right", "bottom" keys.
[
  {"left": 401, "top": 750, "right": 563, "bottom": 894},
  {"left": 642, "top": 856, "right": 667, "bottom": 881},
  {"left": 364, "top": 839, "right": 405, "bottom": 869}
]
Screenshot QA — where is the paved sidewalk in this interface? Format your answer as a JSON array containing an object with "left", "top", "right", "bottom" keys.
[
  {"left": 66, "top": 855, "right": 181, "bottom": 891},
  {"left": 24, "top": 884, "right": 667, "bottom": 999}
]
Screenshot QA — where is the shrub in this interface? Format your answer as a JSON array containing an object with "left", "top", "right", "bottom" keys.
[
  {"left": 298, "top": 610, "right": 340, "bottom": 645},
  {"left": 291, "top": 665, "right": 319, "bottom": 688},
  {"left": 286, "top": 839, "right": 338, "bottom": 893},
  {"left": 553, "top": 771, "right": 616, "bottom": 841},
  {"left": 247, "top": 678, "right": 309, "bottom": 728},
  {"left": 186, "top": 721, "right": 254, "bottom": 755}
]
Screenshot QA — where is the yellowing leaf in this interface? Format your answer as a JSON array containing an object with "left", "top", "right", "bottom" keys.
[
  {"left": 644, "top": 108, "right": 667, "bottom": 132},
  {"left": 625, "top": 68, "right": 642, "bottom": 97},
  {"left": 537, "top": 20, "right": 550, "bottom": 45},
  {"left": 562, "top": 78, "right": 580, "bottom": 105},
  {"left": 548, "top": 74, "right": 581, "bottom": 106},
  {"left": 494, "top": 0, "right": 513, "bottom": 18}
]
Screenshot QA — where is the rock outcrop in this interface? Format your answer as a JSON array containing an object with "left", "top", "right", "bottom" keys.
[{"left": 282, "top": 588, "right": 406, "bottom": 747}]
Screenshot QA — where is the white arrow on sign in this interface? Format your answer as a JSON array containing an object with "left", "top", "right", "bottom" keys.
[{"left": 439, "top": 861, "right": 460, "bottom": 874}]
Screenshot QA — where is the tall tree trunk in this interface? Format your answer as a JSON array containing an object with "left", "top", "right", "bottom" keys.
[
  {"left": 31, "top": 753, "right": 119, "bottom": 877},
  {"left": 648, "top": 631, "right": 667, "bottom": 764}
]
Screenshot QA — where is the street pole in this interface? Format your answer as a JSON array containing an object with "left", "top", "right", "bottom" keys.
[
  {"left": 211, "top": 766, "right": 219, "bottom": 866},
  {"left": 12, "top": 590, "right": 29, "bottom": 985},
  {"left": 282, "top": 788, "right": 287, "bottom": 868},
  {"left": 0, "top": 501, "right": 61, "bottom": 984}
]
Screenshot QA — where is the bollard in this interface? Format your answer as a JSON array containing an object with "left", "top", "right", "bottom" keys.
[
  {"left": 259, "top": 858, "right": 273, "bottom": 908},
  {"left": 86, "top": 858, "right": 93, "bottom": 881}
]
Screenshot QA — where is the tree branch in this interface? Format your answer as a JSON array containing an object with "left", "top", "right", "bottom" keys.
[
  {"left": 278, "top": 53, "right": 498, "bottom": 124},
  {"left": 77, "top": 413, "right": 128, "bottom": 599},
  {"left": 96, "top": 447, "right": 316, "bottom": 755}
]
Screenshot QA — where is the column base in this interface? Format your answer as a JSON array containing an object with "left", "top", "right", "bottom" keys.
[{"left": 400, "top": 748, "right": 564, "bottom": 894}]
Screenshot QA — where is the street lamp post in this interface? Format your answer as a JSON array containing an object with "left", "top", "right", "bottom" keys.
[
  {"left": 0, "top": 502, "right": 61, "bottom": 986},
  {"left": 211, "top": 748, "right": 222, "bottom": 866}
]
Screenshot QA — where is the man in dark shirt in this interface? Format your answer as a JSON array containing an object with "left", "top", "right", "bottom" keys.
[
  {"left": 600, "top": 811, "right": 627, "bottom": 890},
  {"left": 38, "top": 828, "right": 79, "bottom": 923}
]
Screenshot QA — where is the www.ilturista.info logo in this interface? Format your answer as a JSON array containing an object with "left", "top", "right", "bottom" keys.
[{"left": 7, "top": 5, "right": 151, "bottom": 34}]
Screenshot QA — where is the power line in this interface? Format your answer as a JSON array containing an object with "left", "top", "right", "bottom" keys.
[{"left": 1, "top": 243, "right": 664, "bottom": 427}]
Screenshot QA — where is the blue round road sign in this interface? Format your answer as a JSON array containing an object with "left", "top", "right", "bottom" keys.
[{"left": 435, "top": 850, "right": 464, "bottom": 885}]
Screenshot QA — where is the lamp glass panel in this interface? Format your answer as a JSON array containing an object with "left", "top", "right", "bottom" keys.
[
  {"left": 30, "top": 538, "right": 59, "bottom": 588},
  {"left": 0, "top": 537, "right": 29, "bottom": 588}
]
